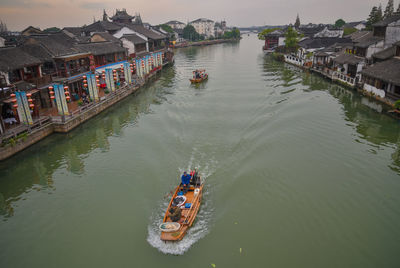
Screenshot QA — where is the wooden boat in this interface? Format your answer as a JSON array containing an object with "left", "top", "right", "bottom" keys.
[
  {"left": 190, "top": 74, "right": 208, "bottom": 83},
  {"left": 160, "top": 178, "right": 203, "bottom": 241},
  {"left": 190, "top": 69, "right": 208, "bottom": 83}
]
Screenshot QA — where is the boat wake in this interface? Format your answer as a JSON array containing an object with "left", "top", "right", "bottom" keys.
[
  {"left": 147, "top": 195, "right": 212, "bottom": 255},
  {"left": 147, "top": 153, "right": 216, "bottom": 255}
]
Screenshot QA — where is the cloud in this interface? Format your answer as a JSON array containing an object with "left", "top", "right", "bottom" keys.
[
  {"left": 80, "top": 2, "right": 108, "bottom": 10},
  {"left": 1, "top": 0, "right": 52, "bottom": 8}
]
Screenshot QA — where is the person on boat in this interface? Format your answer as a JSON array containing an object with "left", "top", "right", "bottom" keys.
[
  {"left": 181, "top": 171, "right": 191, "bottom": 193},
  {"left": 169, "top": 205, "right": 182, "bottom": 222},
  {"left": 190, "top": 169, "right": 200, "bottom": 186}
]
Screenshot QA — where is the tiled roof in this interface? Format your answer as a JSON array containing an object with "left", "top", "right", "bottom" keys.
[
  {"left": 0, "top": 46, "right": 42, "bottom": 72},
  {"left": 75, "top": 41, "right": 126, "bottom": 56},
  {"left": 120, "top": 34, "right": 147, "bottom": 44},
  {"left": 299, "top": 37, "right": 351, "bottom": 49},
  {"left": 333, "top": 53, "right": 364, "bottom": 65},
  {"left": 373, "top": 14, "right": 400, "bottom": 27},
  {"left": 372, "top": 46, "right": 396, "bottom": 60},
  {"left": 362, "top": 58, "right": 400, "bottom": 86}
]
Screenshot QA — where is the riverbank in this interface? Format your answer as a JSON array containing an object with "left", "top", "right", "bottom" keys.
[
  {"left": 173, "top": 38, "right": 240, "bottom": 48},
  {"left": 270, "top": 52, "right": 398, "bottom": 113},
  {"left": 0, "top": 62, "right": 172, "bottom": 161}
]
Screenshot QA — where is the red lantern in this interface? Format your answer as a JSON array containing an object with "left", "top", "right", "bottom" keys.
[
  {"left": 65, "top": 91, "right": 70, "bottom": 95},
  {"left": 12, "top": 99, "right": 17, "bottom": 103},
  {"left": 64, "top": 86, "right": 68, "bottom": 90},
  {"left": 96, "top": 79, "right": 100, "bottom": 82},
  {"left": 95, "top": 75, "right": 99, "bottom": 79},
  {"left": 113, "top": 70, "right": 117, "bottom": 73},
  {"left": 49, "top": 91, "right": 54, "bottom": 95},
  {"left": 83, "top": 80, "right": 87, "bottom": 83},
  {"left": 29, "top": 104, "right": 34, "bottom": 108},
  {"left": 50, "top": 96, "right": 55, "bottom": 100},
  {"left": 26, "top": 93, "right": 32, "bottom": 97},
  {"left": 113, "top": 77, "right": 117, "bottom": 81},
  {"left": 10, "top": 93, "right": 16, "bottom": 97},
  {"left": 66, "top": 96, "right": 71, "bottom": 100},
  {"left": 83, "top": 84, "right": 88, "bottom": 87},
  {"left": 97, "top": 84, "right": 100, "bottom": 87},
  {"left": 28, "top": 98, "right": 33, "bottom": 103},
  {"left": 83, "top": 75, "right": 87, "bottom": 79},
  {"left": 102, "top": 70, "right": 105, "bottom": 73},
  {"left": 13, "top": 104, "right": 18, "bottom": 108}
]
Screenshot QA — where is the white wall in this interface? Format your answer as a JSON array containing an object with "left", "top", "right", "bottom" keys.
[
  {"left": 366, "top": 40, "right": 385, "bottom": 59},
  {"left": 364, "top": 83, "right": 386, "bottom": 98},
  {"left": 284, "top": 54, "right": 304, "bottom": 66},
  {"left": 0, "top": 71, "right": 10, "bottom": 85},
  {"left": 121, "top": 39, "right": 136, "bottom": 55},
  {"left": 278, "top": 37, "right": 286, "bottom": 47},
  {"left": 385, "top": 20, "right": 400, "bottom": 48},
  {"left": 114, "top": 27, "right": 149, "bottom": 52},
  {"left": 0, "top": 37, "right": 4, "bottom": 47}
]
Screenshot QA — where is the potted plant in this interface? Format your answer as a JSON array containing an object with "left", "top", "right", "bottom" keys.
[{"left": 394, "top": 100, "right": 400, "bottom": 110}]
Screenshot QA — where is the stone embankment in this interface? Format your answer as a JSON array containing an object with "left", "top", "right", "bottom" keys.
[{"left": 0, "top": 66, "right": 168, "bottom": 161}]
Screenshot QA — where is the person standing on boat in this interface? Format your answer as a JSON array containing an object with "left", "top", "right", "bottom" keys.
[
  {"left": 181, "top": 171, "right": 191, "bottom": 194},
  {"left": 169, "top": 205, "right": 182, "bottom": 222}
]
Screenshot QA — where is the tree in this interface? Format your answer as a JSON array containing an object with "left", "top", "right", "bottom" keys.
[
  {"left": 397, "top": 3, "right": 400, "bottom": 14},
  {"left": 377, "top": 4, "right": 383, "bottom": 21},
  {"left": 0, "top": 20, "right": 8, "bottom": 33},
  {"left": 343, "top": 27, "right": 357, "bottom": 36},
  {"left": 222, "top": 28, "right": 240, "bottom": 39},
  {"left": 384, "top": 0, "right": 394, "bottom": 18},
  {"left": 295, "top": 14, "right": 300, "bottom": 29},
  {"left": 366, "top": 5, "right": 383, "bottom": 30},
  {"left": 183, "top": 24, "right": 200, "bottom": 41},
  {"left": 158, "top": 24, "right": 174, "bottom": 33},
  {"left": 43, "top": 27, "right": 61, "bottom": 33},
  {"left": 258, "top": 28, "right": 279, "bottom": 40},
  {"left": 335, "top": 19, "right": 346, "bottom": 28},
  {"left": 284, "top": 26, "right": 300, "bottom": 50}
]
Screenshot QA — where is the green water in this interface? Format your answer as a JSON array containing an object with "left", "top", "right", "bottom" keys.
[{"left": 1, "top": 35, "right": 400, "bottom": 267}]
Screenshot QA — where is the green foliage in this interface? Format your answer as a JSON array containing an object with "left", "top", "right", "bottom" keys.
[
  {"left": 16, "top": 132, "right": 28, "bottom": 142},
  {"left": 8, "top": 138, "right": 16, "bottom": 146},
  {"left": 366, "top": 5, "right": 383, "bottom": 30},
  {"left": 306, "top": 52, "right": 313, "bottom": 59},
  {"left": 384, "top": 0, "right": 394, "bottom": 18},
  {"left": 295, "top": 14, "right": 300, "bottom": 29},
  {"left": 258, "top": 28, "right": 279, "bottom": 40},
  {"left": 284, "top": 26, "right": 299, "bottom": 49},
  {"left": 77, "top": 100, "right": 83, "bottom": 106},
  {"left": 183, "top": 25, "right": 201, "bottom": 41},
  {"left": 394, "top": 100, "right": 400, "bottom": 110},
  {"left": 158, "top": 24, "right": 174, "bottom": 33},
  {"left": 43, "top": 27, "right": 60, "bottom": 33},
  {"left": 223, "top": 27, "right": 240, "bottom": 39},
  {"left": 343, "top": 27, "right": 357, "bottom": 36},
  {"left": 335, "top": 19, "right": 346, "bottom": 28},
  {"left": 104, "top": 89, "right": 110, "bottom": 94}
]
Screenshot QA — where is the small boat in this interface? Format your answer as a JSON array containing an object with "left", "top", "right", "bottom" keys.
[
  {"left": 190, "top": 70, "right": 208, "bottom": 83},
  {"left": 160, "top": 174, "right": 203, "bottom": 241}
]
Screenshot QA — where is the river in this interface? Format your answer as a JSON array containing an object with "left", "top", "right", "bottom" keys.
[{"left": 1, "top": 34, "right": 400, "bottom": 267}]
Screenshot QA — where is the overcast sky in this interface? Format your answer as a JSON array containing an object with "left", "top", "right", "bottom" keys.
[{"left": 0, "top": 0, "right": 397, "bottom": 31}]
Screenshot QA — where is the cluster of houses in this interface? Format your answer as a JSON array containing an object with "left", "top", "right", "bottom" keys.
[
  {"left": 165, "top": 19, "right": 228, "bottom": 41},
  {"left": 0, "top": 9, "right": 174, "bottom": 138},
  {"left": 263, "top": 15, "right": 400, "bottom": 105}
]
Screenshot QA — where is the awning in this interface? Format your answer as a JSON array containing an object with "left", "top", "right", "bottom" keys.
[
  {"left": 2, "top": 89, "right": 39, "bottom": 103},
  {"left": 95, "top": 60, "right": 128, "bottom": 74},
  {"left": 54, "top": 53, "right": 91, "bottom": 61}
]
